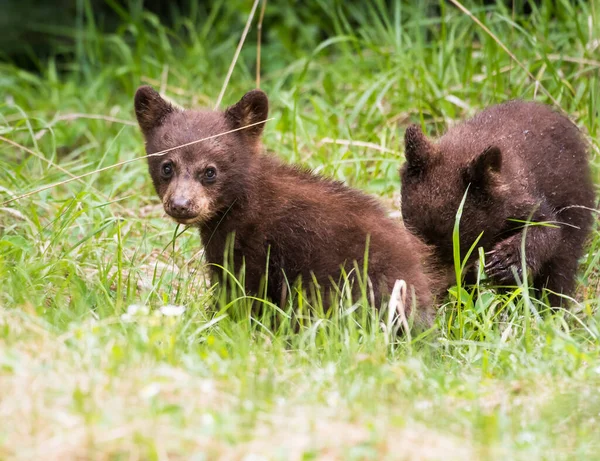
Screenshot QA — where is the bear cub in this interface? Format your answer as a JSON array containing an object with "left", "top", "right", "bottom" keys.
[
  {"left": 135, "top": 86, "right": 438, "bottom": 325},
  {"left": 400, "top": 100, "right": 594, "bottom": 306}
]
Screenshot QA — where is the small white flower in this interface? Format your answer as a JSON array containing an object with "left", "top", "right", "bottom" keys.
[
  {"left": 517, "top": 431, "right": 535, "bottom": 444},
  {"left": 121, "top": 304, "right": 149, "bottom": 322},
  {"left": 326, "top": 391, "right": 340, "bottom": 407},
  {"left": 140, "top": 383, "right": 161, "bottom": 399},
  {"left": 159, "top": 304, "right": 186, "bottom": 316},
  {"left": 415, "top": 400, "right": 433, "bottom": 410},
  {"left": 200, "top": 380, "right": 215, "bottom": 393},
  {"left": 201, "top": 413, "right": 215, "bottom": 426},
  {"left": 242, "top": 455, "right": 267, "bottom": 461},
  {"left": 127, "top": 304, "right": 145, "bottom": 315}
]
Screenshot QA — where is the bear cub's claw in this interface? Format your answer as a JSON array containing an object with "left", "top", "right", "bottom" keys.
[{"left": 484, "top": 236, "right": 525, "bottom": 284}]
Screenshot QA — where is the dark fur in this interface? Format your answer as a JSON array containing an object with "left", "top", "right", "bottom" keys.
[
  {"left": 400, "top": 100, "right": 594, "bottom": 306},
  {"left": 135, "top": 86, "right": 438, "bottom": 325}
]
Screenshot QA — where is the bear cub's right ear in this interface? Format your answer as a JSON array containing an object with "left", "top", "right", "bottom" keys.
[
  {"left": 225, "top": 89, "right": 269, "bottom": 139},
  {"left": 134, "top": 86, "right": 175, "bottom": 135}
]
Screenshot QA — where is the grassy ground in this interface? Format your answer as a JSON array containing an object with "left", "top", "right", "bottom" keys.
[{"left": 1, "top": 0, "right": 600, "bottom": 459}]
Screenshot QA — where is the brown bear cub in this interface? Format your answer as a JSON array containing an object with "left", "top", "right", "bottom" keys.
[
  {"left": 134, "top": 86, "right": 438, "bottom": 325},
  {"left": 400, "top": 100, "right": 594, "bottom": 306}
]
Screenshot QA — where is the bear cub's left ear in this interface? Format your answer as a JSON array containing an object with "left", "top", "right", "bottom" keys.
[
  {"left": 134, "top": 86, "right": 176, "bottom": 135},
  {"left": 225, "top": 89, "right": 269, "bottom": 139},
  {"left": 403, "top": 124, "right": 434, "bottom": 175}
]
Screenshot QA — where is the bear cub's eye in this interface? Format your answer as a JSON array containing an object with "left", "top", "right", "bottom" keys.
[
  {"left": 161, "top": 162, "right": 174, "bottom": 178},
  {"left": 204, "top": 167, "right": 217, "bottom": 183}
]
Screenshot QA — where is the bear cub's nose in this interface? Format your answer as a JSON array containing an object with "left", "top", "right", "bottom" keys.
[{"left": 168, "top": 196, "right": 194, "bottom": 218}]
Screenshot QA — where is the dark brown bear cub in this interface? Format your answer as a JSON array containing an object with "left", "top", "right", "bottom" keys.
[
  {"left": 135, "top": 86, "right": 438, "bottom": 325},
  {"left": 400, "top": 100, "right": 594, "bottom": 306}
]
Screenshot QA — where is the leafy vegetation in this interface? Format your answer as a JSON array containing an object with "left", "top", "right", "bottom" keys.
[{"left": 1, "top": 0, "right": 599, "bottom": 458}]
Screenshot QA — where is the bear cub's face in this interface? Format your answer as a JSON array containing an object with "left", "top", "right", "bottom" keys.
[
  {"left": 400, "top": 124, "right": 505, "bottom": 264},
  {"left": 134, "top": 86, "right": 268, "bottom": 225}
]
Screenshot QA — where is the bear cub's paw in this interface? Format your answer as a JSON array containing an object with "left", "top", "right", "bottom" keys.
[{"left": 484, "top": 235, "right": 528, "bottom": 284}]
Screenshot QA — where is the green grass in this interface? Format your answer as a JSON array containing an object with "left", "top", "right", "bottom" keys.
[{"left": 1, "top": 0, "right": 600, "bottom": 458}]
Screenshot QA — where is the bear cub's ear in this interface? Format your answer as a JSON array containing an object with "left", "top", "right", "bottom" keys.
[
  {"left": 225, "top": 89, "right": 269, "bottom": 139},
  {"left": 134, "top": 86, "right": 175, "bottom": 135},
  {"left": 403, "top": 124, "right": 433, "bottom": 175},
  {"left": 464, "top": 145, "right": 502, "bottom": 190}
]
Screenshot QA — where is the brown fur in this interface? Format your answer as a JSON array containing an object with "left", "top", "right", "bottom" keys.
[
  {"left": 135, "top": 86, "right": 439, "bottom": 325},
  {"left": 400, "top": 100, "right": 595, "bottom": 306}
]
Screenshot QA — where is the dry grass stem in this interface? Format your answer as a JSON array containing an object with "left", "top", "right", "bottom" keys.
[
  {"left": 448, "top": 0, "right": 562, "bottom": 110},
  {"left": 318, "top": 137, "right": 397, "bottom": 155},
  {"left": 0, "top": 118, "right": 274, "bottom": 206},
  {"left": 256, "top": 0, "right": 268, "bottom": 88},
  {"left": 215, "top": 0, "right": 262, "bottom": 108}
]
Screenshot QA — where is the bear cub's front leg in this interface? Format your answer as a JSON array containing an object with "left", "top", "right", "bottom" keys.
[{"left": 484, "top": 202, "right": 561, "bottom": 285}]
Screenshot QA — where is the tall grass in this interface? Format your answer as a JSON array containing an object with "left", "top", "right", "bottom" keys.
[{"left": 0, "top": 0, "right": 599, "bottom": 458}]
